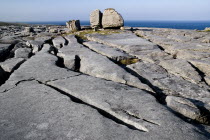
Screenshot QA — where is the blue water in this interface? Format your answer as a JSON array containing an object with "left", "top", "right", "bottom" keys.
[{"left": 24, "top": 21, "right": 210, "bottom": 30}]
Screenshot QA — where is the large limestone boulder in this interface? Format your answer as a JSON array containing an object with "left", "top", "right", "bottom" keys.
[
  {"left": 66, "top": 20, "right": 81, "bottom": 31},
  {"left": 90, "top": 9, "right": 102, "bottom": 28},
  {"left": 102, "top": 8, "right": 124, "bottom": 28}
]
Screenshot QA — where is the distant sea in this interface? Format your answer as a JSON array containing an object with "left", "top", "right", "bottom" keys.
[{"left": 23, "top": 21, "right": 210, "bottom": 30}]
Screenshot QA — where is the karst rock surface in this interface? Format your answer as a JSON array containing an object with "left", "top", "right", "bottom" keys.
[{"left": 0, "top": 24, "right": 210, "bottom": 140}]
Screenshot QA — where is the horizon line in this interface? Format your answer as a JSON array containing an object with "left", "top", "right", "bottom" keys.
[{"left": 1, "top": 20, "right": 210, "bottom": 23}]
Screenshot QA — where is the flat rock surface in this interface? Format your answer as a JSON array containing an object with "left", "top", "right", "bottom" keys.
[
  {"left": 85, "top": 32, "right": 173, "bottom": 63},
  {"left": 52, "top": 36, "right": 67, "bottom": 48},
  {"left": 127, "top": 62, "right": 210, "bottom": 102},
  {"left": 1, "top": 47, "right": 209, "bottom": 139},
  {"left": 83, "top": 41, "right": 134, "bottom": 62},
  {"left": 0, "top": 58, "right": 25, "bottom": 73},
  {"left": 1, "top": 26, "right": 210, "bottom": 139},
  {"left": 1, "top": 81, "right": 144, "bottom": 140},
  {"left": 59, "top": 35, "right": 152, "bottom": 92},
  {"left": 159, "top": 59, "right": 201, "bottom": 84}
]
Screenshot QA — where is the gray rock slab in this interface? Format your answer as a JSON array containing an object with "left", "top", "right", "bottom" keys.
[
  {"left": 167, "top": 34, "right": 191, "bottom": 42},
  {"left": 166, "top": 96, "right": 201, "bottom": 120},
  {"left": 52, "top": 36, "right": 67, "bottom": 49},
  {"left": 83, "top": 41, "right": 134, "bottom": 62},
  {"left": 15, "top": 48, "right": 32, "bottom": 59},
  {"left": 205, "top": 76, "right": 210, "bottom": 86},
  {"left": 159, "top": 59, "right": 201, "bottom": 84},
  {"left": 47, "top": 74, "right": 210, "bottom": 139},
  {"left": 26, "top": 40, "right": 44, "bottom": 53},
  {"left": 0, "top": 58, "right": 25, "bottom": 73},
  {"left": 5, "top": 44, "right": 79, "bottom": 86},
  {"left": 34, "top": 36, "right": 51, "bottom": 43},
  {"left": 85, "top": 32, "right": 173, "bottom": 63},
  {"left": 135, "top": 28, "right": 210, "bottom": 59},
  {"left": 131, "top": 49, "right": 173, "bottom": 63},
  {"left": 175, "top": 50, "right": 210, "bottom": 60},
  {"left": 0, "top": 81, "right": 146, "bottom": 140},
  {"left": 164, "top": 43, "right": 210, "bottom": 55},
  {"left": 9, "top": 42, "right": 30, "bottom": 57},
  {"left": 60, "top": 35, "right": 153, "bottom": 92},
  {"left": 127, "top": 62, "right": 210, "bottom": 102},
  {"left": 85, "top": 32, "right": 160, "bottom": 53},
  {"left": 0, "top": 35, "right": 22, "bottom": 44},
  {"left": 0, "top": 42, "right": 210, "bottom": 139},
  {"left": 189, "top": 59, "right": 210, "bottom": 77}
]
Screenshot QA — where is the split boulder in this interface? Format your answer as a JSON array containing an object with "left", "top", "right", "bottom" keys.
[
  {"left": 102, "top": 8, "right": 124, "bottom": 28},
  {"left": 66, "top": 20, "right": 81, "bottom": 31},
  {"left": 90, "top": 9, "right": 102, "bottom": 28}
]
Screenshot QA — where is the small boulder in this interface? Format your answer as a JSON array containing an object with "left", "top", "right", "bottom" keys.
[
  {"left": 102, "top": 8, "right": 124, "bottom": 28},
  {"left": 166, "top": 96, "right": 200, "bottom": 120},
  {"left": 24, "top": 27, "right": 34, "bottom": 33},
  {"left": 0, "top": 58, "right": 25, "bottom": 73},
  {"left": 49, "top": 28, "right": 58, "bottom": 33},
  {"left": 66, "top": 20, "right": 81, "bottom": 32},
  {"left": 15, "top": 48, "right": 32, "bottom": 59},
  {"left": 90, "top": 9, "right": 102, "bottom": 28}
]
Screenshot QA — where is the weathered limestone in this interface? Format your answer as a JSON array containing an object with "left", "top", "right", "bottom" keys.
[
  {"left": 34, "top": 36, "right": 51, "bottom": 43},
  {"left": 14, "top": 48, "right": 31, "bottom": 59},
  {"left": 1, "top": 24, "right": 210, "bottom": 139},
  {"left": 52, "top": 36, "right": 67, "bottom": 49},
  {"left": 85, "top": 32, "right": 173, "bottom": 63},
  {"left": 58, "top": 35, "right": 153, "bottom": 92},
  {"left": 0, "top": 81, "right": 144, "bottom": 140},
  {"left": 205, "top": 76, "right": 210, "bottom": 86},
  {"left": 127, "top": 62, "right": 210, "bottom": 101},
  {"left": 26, "top": 40, "right": 44, "bottom": 53},
  {"left": 49, "top": 28, "right": 58, "bottom": 33},
  {"left": 166, "top": 96, "right": 201, "bottom": 120},
  {"left": 159, "top": 59, "right": 202, "bottom": 84},
  {"left": 66, "top": 20, "right": 81, "bottom": 31},
  {"left": 0, "top": 42, "right": 210, "bottom": 139},
  {"left": 24, "top": 27, "right": 34, "bottom": 33},
  {"left": 102, "top": 8, "right": 124, "bottom": 28},
  {"left": 83, "top": 41, "right": 135, "bottom": 62},
  {"left": 90, "top": 9, "right": 102, "bottom": 28},
  {"left": 135, "top": 28, "right": 210, "bottom": 60},
  {"left": 0, "top": 58, "right": 25, "bottom": 73},
  {"left": 175, "top": 50, "right": 210, "bottom": 60},
  {"left": 85, "top": 33, "right": 160, "bottom": 53},
  {"left": 189, "top": 59, "right": 210, "bottom": 77}
]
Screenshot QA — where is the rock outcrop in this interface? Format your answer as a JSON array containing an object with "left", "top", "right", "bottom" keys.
[
  {"left": 90, "top": 9, "right": 102, "bottom": 28},
  {"left": 66, "top": 20, "right": 81, "bottom": 31},
  {"left": 102, "top": 8, "right": 124, "bottom": 28},
  {"left": 0, "top": 24, "right": 210, "bottom": 139}
]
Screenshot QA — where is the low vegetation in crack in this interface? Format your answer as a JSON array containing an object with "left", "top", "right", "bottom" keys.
[{"left": 62, "top": 29, "right": 122, "bottom": 41}]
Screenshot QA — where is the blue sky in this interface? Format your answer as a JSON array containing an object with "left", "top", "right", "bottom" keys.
[{"left": 0, "top": 0, "right": 209, "bottom": 22}]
